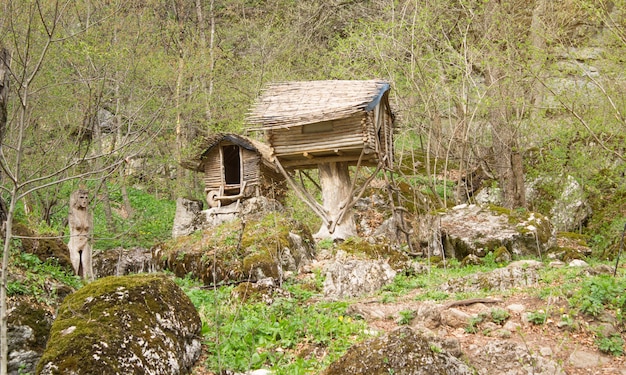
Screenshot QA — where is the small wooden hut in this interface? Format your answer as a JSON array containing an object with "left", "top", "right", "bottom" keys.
[
  {"left": 246, "top": 80, "right": 395, "bottom": 170},
  {"left": 182, "top": 133, "right": 284, "bottom": 207}
]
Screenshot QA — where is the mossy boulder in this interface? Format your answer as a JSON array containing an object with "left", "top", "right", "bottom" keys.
[
  {"left": 7, "top": 298, "right": 54, "bottom": 375},
  {"left": 13, "top": 223, "right": 73, "bottom": 272},
  {"left": 335, "top": 238, "right": 411, "bottom": 271},
  {"left": 240, "top": 212, "right": 314, "bottom": 279},
  {"left": 321, "top": 326, "right": 473, "bottom": 375},
  {"left": 439, "top": 204, "right": 554, "bottom": 260},
  {"left": 153, "top": 219, "right": 246, "bottom": 284},
  {"left": 157, "top": 211, "right": 315, "bottom": 285},
  {"left": 36, "top": 274, "right": 202, "bottom": 375}
]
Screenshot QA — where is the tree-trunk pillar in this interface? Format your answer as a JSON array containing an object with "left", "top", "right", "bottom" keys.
[{"left": 314, "top": 162, "right": 357, "bottom": 240}]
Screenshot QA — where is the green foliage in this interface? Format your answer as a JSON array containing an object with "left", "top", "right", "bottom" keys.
[
  {"left": 398, "top": 309, "right": 415, "bottom": 325},
  {"left": 9, "top": 251, "right": 82, "bottom": 303},
  {"left": 527, "top": 310, "right": 548, "bottom": 325},
  {"left": 91, "top": 186, "right": 176, "bottom": 249},
  {"left": 490, "top": 308, "right": 510, "bottom": 324},
  {"left": 465, "top": 315, "right": 484, "bottom": 334},
  {"left": 595, "top": 333, "right": 624, "bottom": 356},
  {"left": 177, "top": 277, "right": 370, "bottom": 374},
  {"left": 570, "top": 275, "right": 626, "bottom": 318}
]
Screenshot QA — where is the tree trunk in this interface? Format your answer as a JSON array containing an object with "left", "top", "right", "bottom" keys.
[
  {"left": 483, "top": 0, "right": 526, "bottom": 210},
  {"left": 0, "top": 46, "right": 9, "bottom": 375},
  {"left": 314, "top": 162, "right": 357, "bottom": 240}
]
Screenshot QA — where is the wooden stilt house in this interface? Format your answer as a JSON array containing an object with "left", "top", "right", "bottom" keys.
[
  {"left": 246, "top": 80, "right": 395, "bottom": 170},
  {"left": 182, "top": 133, "right": 284, "bottom": 207}
]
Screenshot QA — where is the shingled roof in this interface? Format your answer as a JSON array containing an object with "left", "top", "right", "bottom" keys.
[
  {"left": 246, "top": 80, "right": 391, "bottom": 130},
  {"left": 181, "top": 133, "right": 274, "bottom": 172}
]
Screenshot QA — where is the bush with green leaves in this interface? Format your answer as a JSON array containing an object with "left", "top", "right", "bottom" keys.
[
  {"left": 595, "top": 333, "right": 624, "bottom": 356},
  {"left": 177, "top": 276, "right": 371, "bottom": 374},
  {"left": 8, "top": 250, "right": 82, "bottom": 303},
  {"left": 570, "top": 275, "right": 626, "bottom": 319},
  {"left": 490, "top": 308, "right": 510, "bottom": 324},
  {"left": 527, "top": 310, "right": 548, "bottom": 325}
]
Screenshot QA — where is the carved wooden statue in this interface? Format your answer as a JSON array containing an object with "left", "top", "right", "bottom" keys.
[{"left": 68, "top": 189, "right": 94, "bottom": 280}]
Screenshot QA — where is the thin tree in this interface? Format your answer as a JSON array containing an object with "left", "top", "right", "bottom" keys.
[{"left": 0, "top": 2, "right": 150, "bottom": 373}]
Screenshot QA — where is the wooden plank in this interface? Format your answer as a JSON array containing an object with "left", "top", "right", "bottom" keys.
[{"left": 280, "top": 154, "right": 377, "bottom": 169}]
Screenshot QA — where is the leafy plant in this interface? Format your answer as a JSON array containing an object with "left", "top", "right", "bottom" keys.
[
  {"left": 9, "top": 250, "right": 82, "bottom": 303},
  {"left": 465, "top": 315, "right": 484, "bottom": 334},
  {"left": 490, "top": 308, "right": 510, "bottom": 324},
  {"left": 527, "top": 310, "right": 548, "bottom": 325},
  {"left": 398, "top": 309, "right": 415, "bottom": 325},
  {"left": 595, "top": 333, "right": 624, "bottom": 356},
  {"left": 571, "top": 275, "right": 626, "bottom": 318},
  {"left": 178, "top": 277, "right": 371, "bottom": 374}
]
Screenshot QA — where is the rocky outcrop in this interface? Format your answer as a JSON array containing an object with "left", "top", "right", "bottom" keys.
[
  {"left": 323, "top": 250, "right": 396, "bottom": 299},
  {"left": 172, "top": 196, "right": 285, "bottom": 238},
  {"left": 321, "top": 326, "right": 473, "bottom": 375},
  {"left": 437, "top": 204, "right": 553, "bottom": 259},
  {"left": 93, "top": 247, "right": 158, "bottom": 277},
  {"left": 7, "top": 299, "right": 54, "bottom": 375},
  {"left": 37, "top": 274, "right": 202, "bottom": 375},
  {"left": 157, "top": 209, "right": 315, "bottom": 285},
  {"left": 172, "top": 197, "right": 205, "bottom": 238},
  {"left": 441, "top": 260, "right": 543, "bottom": 293},
  {"left": 547, "top": 175, "right": 592, "bottom": 232}
]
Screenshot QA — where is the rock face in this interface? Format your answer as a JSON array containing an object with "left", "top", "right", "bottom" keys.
[
  {"left": 7, "top": 299, "right": 54, "bottom": 375},
  {"left": 93, "top": 247, "right": 158, "bottom": 277},
  {"left": 172, "top": 197, "right": 205, "bottom": 238},
  {"left": 323, "top": 251, "right": 397, "bottom": 299},
  {"left": 172, "top": 196, "right": 285, "bottom": 238},
  {"left": 441, "top": 260, "right": 543, "bottom": 293},
  {"left": 37, "top": 274, "right": 202, "bottom": 375},
  {"left": 321, "top": 326, "right": 474, "bottom": 375},
  {"left": 437, "top": 204, "right": 553, "bottom": 259},
  {"left": 157, "top": 209, "right": 315, "bottom": 286},
  {"left": 547, "top": 175, "right": 592, "bottom": 232}
]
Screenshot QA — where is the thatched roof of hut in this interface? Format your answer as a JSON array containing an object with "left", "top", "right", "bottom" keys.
[
  {"left": 181, "top": 133, "right": 275, "bottom": 172},
  {"left": 247, "top": 80, "right": 391, "bottom": 130}
]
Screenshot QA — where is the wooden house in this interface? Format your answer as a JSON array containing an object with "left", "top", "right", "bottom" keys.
[
  {"left": 246, "top": 80, "right": 395, "bottom": 170},
  {"left": 182, "top": 133, "right": 284, "bottom": 207}
]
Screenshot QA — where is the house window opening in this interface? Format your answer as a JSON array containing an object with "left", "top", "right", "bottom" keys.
[{"left": 222, "top": 145, "right": 241, "bottom": 186}]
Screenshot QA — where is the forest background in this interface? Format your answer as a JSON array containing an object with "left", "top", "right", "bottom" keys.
[
  {"left": 1, "top": 0, "right": 626, "bottom": 373},
  {"left": 0, "top": 0, "right": 625, "bottom": 276}
]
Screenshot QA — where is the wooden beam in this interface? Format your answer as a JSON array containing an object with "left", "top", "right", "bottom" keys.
[
  {"left": 274, "top": 158, "right": 330, "bottom": 226},
  {"left": 280, "top": 154, "right": 376, "bottom": 169}
]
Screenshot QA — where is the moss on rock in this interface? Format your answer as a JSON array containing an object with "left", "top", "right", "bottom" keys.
[
  {"left": 335, "top": 238, "right": 410, "bottom": 270},
  {"left": 13, "top": 223, "right": 73, "bottom": 272},
  {"left": 155, "top": 211, "right": 314, "bottom": 284},
  {"left": 36, "top": 274, "right": 201, "bottom": 375},
  {"left": 321, "top": 326, "right": 473, "bottom": 375}
]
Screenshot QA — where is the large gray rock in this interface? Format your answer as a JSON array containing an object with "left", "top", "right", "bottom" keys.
[
  {"left": 7, "top": 300, "right": 53, "bottom": 375},
  {"left": 323, "top": 251, "right": 396, "bottom": 299},
  {"left": 37, "top": 274, "right": 202, "bottom": 375},
  {"left": 441, "top": 260, "right": 543, "bottom": 293},
  {"left": 321, "top": 326, "right": 473, "bottom": 375},
  {"left": 172, "top": 196, "right": 284, "bottom": 238},
  {"left": 548, "top": 175, "right": 592, "bottom": 232},
  {"left": 469, "top": 340, "right": 564, "bottom": 375},
  {"left": 93, "top": 247, "right": 159, "bottom": 277},
  {"left": 438, "top": 204, "right": 553, "bottom": 259},
  {"left": 172, "top": 197, "right": 205, "bottom": 238}
]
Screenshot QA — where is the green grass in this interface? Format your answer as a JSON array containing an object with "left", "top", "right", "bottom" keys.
[
  {"left": 8, "top": 249, "right": 83, "bottom": 303},
  {"left": 177, "top": 276, "right": 372, "bottom": 374},
  {"left": 92, "top": 186, "right": 176, "bottom": 249}
]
